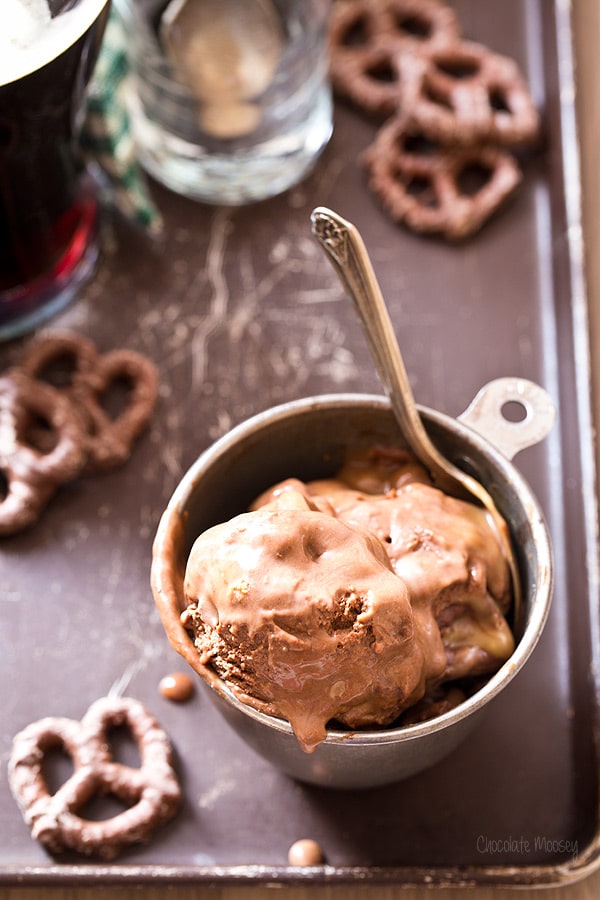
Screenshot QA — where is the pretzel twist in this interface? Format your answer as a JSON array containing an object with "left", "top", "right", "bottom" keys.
[
  {"left": 362, "top": 117, "right": 522, "bottom": 239},
  {"left": 8, "top": 697, "right": 181, "bottom": 859},
  {"left": 0, "top": 373, "right": 86, "bottom": 536},
  {"left": 72, "top": 349, "right": 159, "bottom": 473},
  {"left": 18, "top": 331, "right": 100, "bottom": 389},
  {"left": 15, "top": 333, "right": 158, "bottom": 474},
  {"left": 328, "top": 0, "right": 540, "bottom": 237},
  {"left": 329, "top": 0, "right": 460, "bottom": 118},
  {"left": 397, "top": 40, "right": 540, "bottom": 147}
]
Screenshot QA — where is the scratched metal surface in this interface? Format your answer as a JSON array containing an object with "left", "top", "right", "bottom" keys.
[{"left": 1, "top": 0, "right": 599, "bottom": 887}]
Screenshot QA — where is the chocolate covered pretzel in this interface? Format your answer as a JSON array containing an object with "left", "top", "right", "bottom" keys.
[
  {"left": 396, "top": 40, "right": 540, "bottom": 147},
  {"left": 16, "top": 333, "right": 158, "bottom": 473},
  {"left": 8, "top": 696, "right": 181, "bottom": 860},
  {"left": 362, "top": 117, "right": 522, "bottom": 239},
  {"left": 16, "top": 332, "right": 100, "bottom": 456},
  {"left": 0, "top": 373, "right": 87, "bottom": 536},
  {"left": 329, "top": 0, "right": 460, "bottom": 118},
  {"left": 18, "top": 331, "right": 100, "bottom": 390},
  {"left": 72, "top": 349, "right": 159, "bottom": 473},
  {"left": 0, "top": 332, "right": 159, "bottom": 536},
  {"left": 328, "top": 0, "right": 540, "bottom": 239}
]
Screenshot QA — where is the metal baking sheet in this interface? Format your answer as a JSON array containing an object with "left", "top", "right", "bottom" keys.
[{"left": 1, "top": 0, "right": 599, "bottom": 887}]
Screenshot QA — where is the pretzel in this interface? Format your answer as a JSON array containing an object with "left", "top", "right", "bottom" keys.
[
  {"left": 18, "top": 331, "right": 100, "bottom": 392},
  {"left": 0, "top": 335, "right": 158, "bottom": 534},
  {"left": 329, "top": 42, "right": 404, "bottom": 120},
  {"left": 362, "top": 117, "right": 522, "bottom": 239},
  {"left": 329, "top": 0, "right": 460, "bottom": 118},
  {"left": 72, "top": 349, "right": 159, "bottom": 473},
  {"left": 396, "top": 40, "right": 540, "bottom": 147},
  {"left": 15, "top": 332, "right": 99, "bottom": 455},
  {"left": 0, "top": 373, "right": 87, "bottom": 536},
  {"left": 16, "top": 334, "right": 158, "bottom": 473},
  {"left": 8, "top": 696, "right": 181, "bottom": 859}
]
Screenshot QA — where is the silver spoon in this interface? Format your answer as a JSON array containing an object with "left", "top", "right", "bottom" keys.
[{"left": 310, "top": 205, "right": 522, "bottom": 627}]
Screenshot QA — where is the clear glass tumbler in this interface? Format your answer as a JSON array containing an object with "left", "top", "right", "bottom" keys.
[{"left": 115, "top": 0, "right": 333, "bottom": 205}]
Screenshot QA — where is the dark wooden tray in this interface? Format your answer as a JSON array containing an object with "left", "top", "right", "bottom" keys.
[{"left": 1, "top": 0, "right": 599, "bottom": 887}]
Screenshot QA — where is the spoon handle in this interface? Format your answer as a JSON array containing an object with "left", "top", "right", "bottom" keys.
[
  {"left": 311, "top": 205, "right": 522, "bottom": 628},
  {"left": 311, "top": 206, "right": 459, "bottom": 495}
]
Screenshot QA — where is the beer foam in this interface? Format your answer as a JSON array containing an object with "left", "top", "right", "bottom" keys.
[{"left": 0, "top": 0, "right": 108, "bottom": 87}]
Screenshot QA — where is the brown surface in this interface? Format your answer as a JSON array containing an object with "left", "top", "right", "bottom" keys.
[{"left": 2, "top": 0, "right": 600, "bottom": 897}]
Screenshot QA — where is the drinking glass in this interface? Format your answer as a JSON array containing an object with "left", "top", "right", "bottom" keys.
[
  {"left": 0, "top": 0, "right": 111, "bottom": 341},
  {"left": 115, "top": 0, "right": 333, "bottom": 205}
]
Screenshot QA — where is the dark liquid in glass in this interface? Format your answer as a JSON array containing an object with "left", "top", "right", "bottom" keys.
[{"left": 0, "top": 1, "right": 110, "bottom": 337}]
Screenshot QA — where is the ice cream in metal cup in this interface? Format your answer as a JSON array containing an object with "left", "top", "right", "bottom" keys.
[{"left": 151, "top": 380, "right": 555, "bottom": 789}]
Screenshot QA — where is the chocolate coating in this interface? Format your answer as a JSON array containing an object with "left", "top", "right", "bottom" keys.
[
  {"left": 288, "top": 838, "right": 325, "bottom": 866},
  {"left": 159, "top": 672, "right": 195, "bottom": 703},
  {"left": 8, "top": 696, "right": 181, "bottom": 859}
]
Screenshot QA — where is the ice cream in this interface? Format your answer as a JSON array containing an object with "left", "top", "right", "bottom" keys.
[{"left": 181, "top": 445, "right": 515, "bottom": 753}]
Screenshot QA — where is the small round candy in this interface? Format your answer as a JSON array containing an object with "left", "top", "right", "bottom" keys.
[
  {"left": 159, "top": 672, "right": 195, "bottom": 703},
  {"left": 288, "top": 838, "right": 325, "bottom": 866}
]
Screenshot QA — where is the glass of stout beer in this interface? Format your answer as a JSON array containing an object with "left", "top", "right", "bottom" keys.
[{"left": 0, "top": 0, "right": 111, "bottom": 341}]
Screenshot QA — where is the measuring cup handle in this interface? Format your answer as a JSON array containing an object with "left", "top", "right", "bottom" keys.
[{"left": 458, "top": 378, "right": 556, "bottom": 461}]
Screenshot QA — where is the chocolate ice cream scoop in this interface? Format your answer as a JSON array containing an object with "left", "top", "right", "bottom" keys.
[
  {"left": 182, "top": 434, "right": 517, "bottom": 754},
  {"left": 182, "top": 491, "right": 447, "bottom": 753},
  {"left": 256, "top": 446, "right": 515, "bottom": 685}
]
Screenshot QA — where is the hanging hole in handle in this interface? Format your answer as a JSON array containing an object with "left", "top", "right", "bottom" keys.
[
  {"left": 501, "top": 400, "right": 528, "bottom": 423},
  {"left": 458, "top": 377, "right": 556, "bottom": 461}
]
